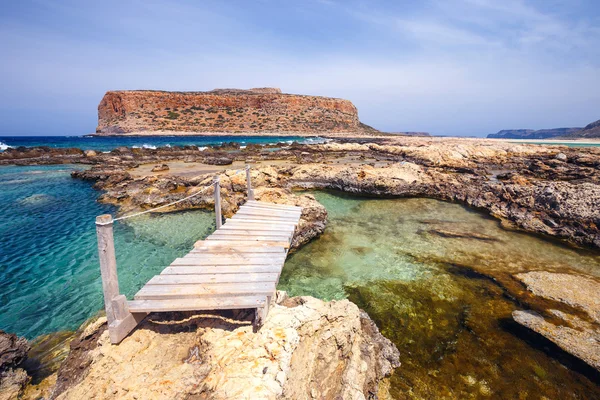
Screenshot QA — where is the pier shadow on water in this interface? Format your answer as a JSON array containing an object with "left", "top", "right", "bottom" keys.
[{"left": 279, "top": 191, "right": 600, "bottom": 399}]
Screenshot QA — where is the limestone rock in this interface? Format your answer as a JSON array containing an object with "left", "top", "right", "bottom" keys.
[
  {"left": 0, "top": 331, "right": 31, "bottom": 400},
  {"left": 51, "top": 294, "right": 399, "bottom": 400},
  {"left": 151, "top": 163, "right": 169, "bottom": 172},
  {"left": 512, "top": 271, "right": 600, "bottom": 371}
]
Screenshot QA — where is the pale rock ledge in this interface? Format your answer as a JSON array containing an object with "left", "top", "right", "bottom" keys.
[{"left": 50, "top": 293, "right": 400, "bottom": 400}]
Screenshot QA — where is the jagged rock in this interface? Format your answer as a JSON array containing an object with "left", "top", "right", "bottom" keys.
[
  {"left": 50, "top": 294, "right": 399, "bottom": 400},
  {"left": 0, "top": 331, "right": 31, "bottom": 400},
  {"left": 84, "top": 150, "right": 97, "bottom": 157}
]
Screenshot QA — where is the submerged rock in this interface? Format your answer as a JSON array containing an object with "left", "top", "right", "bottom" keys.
[
  {"left": 512, "top": 271, "right": 600, "bottom": 371},
  {"left": 49, "top": 294, "right": 399, "bottom": 399}
]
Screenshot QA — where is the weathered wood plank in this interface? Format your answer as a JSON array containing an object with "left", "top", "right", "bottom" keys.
[
  {"left": 108, "top": 312, "right": 147, "bottom": 344},
  {"left": 127, "top": 296, "right": 266, "bottom": 313},
  {"left": 135, "top": 282, "right": 276, "bottom": 300},
  {"left": 212, "top": 228, "right": 292, "bottom": 238},
  {"left": 220, "top": 223, "right": 296, "bottom": 232},
  {"left": 228, "top": 217, "right": 300, "bottom": 226},
  {"left": 237, "top": 207, "right": 301, "bottom": 217},
  {"left": 241, "top": 205, "right": 302, "bottom": 215},
  {"left": 161, "top": 264, "right": 282, "bottom": 274},
  {"left": 194, "top": 240, "right": 287, "bottom": 249},
  {"left": 171, "top": 256, "right": 284, "bottom": 266},
  {"left": 223, "top": 220, "right": 296, "bottom": 228},
  {"left": 148, "top": 273, "right": 279, "bottom": 285},
  {"left": 191, "top": 247, "right": 286, "bottom": 254},
  {"left": 241, "top": 203, "right": 302, "bottom": 214},
  {"left": 245, "top": 201, "right": 302, "bottom": 211},
  {"left": 207, "top": 233, "right": 291, "bottom": 243},
  {"left": 231, "top": 213, "right": 300, "bottom": 222},
  {"left": 180, "top": 254, "right": 286, "bottom": 263}
]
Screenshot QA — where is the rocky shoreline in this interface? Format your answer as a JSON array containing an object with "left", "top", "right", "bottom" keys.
[{"left": 2, "top": 136, "right": 600, "bottom": 397}]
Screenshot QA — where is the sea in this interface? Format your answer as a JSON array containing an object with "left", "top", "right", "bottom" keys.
[{"left": 0, "top": 135, "right": 322, "bottom": 152}]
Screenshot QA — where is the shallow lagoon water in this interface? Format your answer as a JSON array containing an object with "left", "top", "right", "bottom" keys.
[{"left": 280, "top": 191, "right": 600, "bottom": 399}]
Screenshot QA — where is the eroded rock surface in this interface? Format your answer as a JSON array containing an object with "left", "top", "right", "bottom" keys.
[
  {"left": 512, "top": 271, "right": 600, "bottom": 371},
  {"left": 0, "top": 331, "right": 31, "bottom": 400},
  {"left": 49, "top": 294, "right": 399, "bottom": 400}
]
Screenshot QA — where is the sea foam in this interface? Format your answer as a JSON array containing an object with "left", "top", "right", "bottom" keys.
[{"left": 0, "top": 141, "right": 11, "bottom": 151}]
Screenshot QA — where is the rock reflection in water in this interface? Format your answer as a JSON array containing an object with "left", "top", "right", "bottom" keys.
[{"left": 279, "top": 191, "right": 600, "bottom": 399}]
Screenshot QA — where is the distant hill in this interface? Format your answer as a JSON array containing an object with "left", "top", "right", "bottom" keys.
[
  {"left": 566, "top": 119, "right": 600, "bottom": 138},
  {"left": 388, "top": 131, "right": 431, "bottom": 137},
  {"left": 487, "top": 127, "right": 581, "bottom": 139}
]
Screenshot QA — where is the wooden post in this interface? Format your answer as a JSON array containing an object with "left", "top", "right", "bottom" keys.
[
  {"left": 246, "top": 165, "right": 255, "bottom": 200},
  {"left": 96, "top": 215, "right": 120, "bottom": 324},
  {"left": 214, "top": 176, "right": 222, "bottom": 228},
  {"left": 95, "top": 215, "right": 145, "bottom": 344}
]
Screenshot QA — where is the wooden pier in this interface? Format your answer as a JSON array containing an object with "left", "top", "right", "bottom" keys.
[{"left": 95, "top": 166, "right": 302, "bottom": 344}]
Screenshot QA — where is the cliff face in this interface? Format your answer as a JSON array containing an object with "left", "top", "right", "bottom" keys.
[
  {"left": 96, "top": 88, "right": 363, "bottom": 135},
  {"left": 487, "top": 127, "right": 581, "bottom": 139}
]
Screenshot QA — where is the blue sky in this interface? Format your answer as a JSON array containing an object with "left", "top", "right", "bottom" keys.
[{"left": 1, "top": 0, "right": 599, "bottom": 136}]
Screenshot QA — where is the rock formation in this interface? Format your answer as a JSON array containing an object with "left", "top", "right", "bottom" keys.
[
  {"left": 0, "top": 331, "right": 31, "bottom": 400},
  {"left": 47, "top": 294, "right": 399, "bottom": 399},
  {"left": 512, "top": 271, "right": 600, "bottom": 371},
  {"left": 96, "top": 89, "right": 366, "bottom": 135}
]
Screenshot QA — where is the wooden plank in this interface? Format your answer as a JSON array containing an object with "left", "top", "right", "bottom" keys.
[
  {"left": 223, "top": 219, "right": 296, "bottom": 227},
  {"left": 180, "top": 254, "right": 286, "bottom": 263},
  {"left": 135, "top": 282, "right": 276, "bottom": 300},
  {"left": 203, "top": 237, "right": 290, "bottom": 248},
  {"left": 212, "top": 228, "right": 292, "bottom": 238},
  {"left": 191, "top": 247, "right": 286, "bottom": 254},
  {"left": 108, "top": 312, "right": 147, "bottom": 344},
  {"left": 219, "top": 222, "right": 296, "bottom": 233},
  {"left": 237, "top": 207, "right": 301, "bottom": 217},
  {"left": 231, "top": 214, "right": 300, "bottom": 223},
  {"left": 148, "top": 273, "right": 279, "bottom": 285},
  {"left": 194, "top": 240, "right": 287, "bottom": 249},
  {"left": 241, "top": 202, "right": 302, "bottom": 211},
  {"left": 128, "top": 296, "right": 266, "bottom": 313},
  {"left": 207, "top": 233, "right": 292, "bottom": 242},
  {"left": 242, "top": 204, "right": 302, "bottom": 214},
  {"left": 161, "top": 265, "right": 282, "bottom": 274},
  {"left": 171, "top": 256, "right": 284, "bottom": 266},
  {"left": 227, "top": 217, "right": 301, "bottom": 225},
  {"left": 245, "top": 201, "right": 302, "bottom": 211}
]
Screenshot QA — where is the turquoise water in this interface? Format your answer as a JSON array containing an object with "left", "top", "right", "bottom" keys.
[
  {"left": 0, "top": 165, "right": 216, "bottom": 339},
  {"left": 280, "top": 191, "right": 600, "bottom": 399},
  {"left": 0, "top": 135, "right": 313, "bottom": 152}
]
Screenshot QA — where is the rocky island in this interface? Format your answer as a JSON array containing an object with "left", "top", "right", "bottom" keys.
[{"left": 96, "top": 88, "right": 378, "bottom": 136}]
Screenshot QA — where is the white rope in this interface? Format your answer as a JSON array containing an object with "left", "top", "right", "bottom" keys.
[
  {"left": 97, "top": 184, "right": 213, "bottom": 225},
  {"left": 97, "top": 167, "right": 251, "bottom": 225}
]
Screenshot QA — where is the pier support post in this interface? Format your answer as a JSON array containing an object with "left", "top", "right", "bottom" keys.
[
  {"left": 214, "top": 176, "right": 222, "bottom": 228},
  {"left": 245, "top": 165, "right": 255, "bottom": 200},
  {"left": 95, "top": 215, "right": 145, "bottom": 344}
]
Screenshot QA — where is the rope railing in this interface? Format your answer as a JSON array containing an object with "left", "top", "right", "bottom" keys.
[{"left": 96, "top": 165, "right": 253, "bottom": 226}]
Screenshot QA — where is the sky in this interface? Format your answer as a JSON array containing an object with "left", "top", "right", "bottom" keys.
[{"left": 1, "top": 0, "right": 599, "bottom": 136}]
